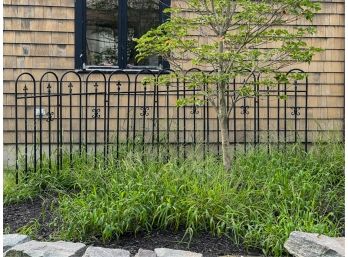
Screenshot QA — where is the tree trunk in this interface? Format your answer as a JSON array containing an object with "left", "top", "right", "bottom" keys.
[
  {"left": 219, "top": 112, "right": 231, "bottom": 171},
  {"left": 218, "top": 81, "right": 232, "bottom": 171},
  {"left": 217, "top": 33, "right": 231, "bottom": 170}
]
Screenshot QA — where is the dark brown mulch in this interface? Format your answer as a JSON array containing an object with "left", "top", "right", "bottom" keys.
[
  {"left": 97, "top": 230, "right": 261, "bottom": 257},
  {"left": 3, "top": 196, "right": 56, "bottom": 240},
  {"left": 3, "top": 198, "right": 261, "bottom": 257}
]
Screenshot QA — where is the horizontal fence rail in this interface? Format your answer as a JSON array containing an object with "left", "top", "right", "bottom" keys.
[{"left": 14, "top": 69, "right": 309, "bottom": 183}]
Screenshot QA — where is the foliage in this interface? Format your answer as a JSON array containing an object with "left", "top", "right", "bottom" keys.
[
  {"left": 5, "top": 143, "right": 344, "bottom": 256},
  {"left": 135, "top": 0, "right": 321, "bottom": 81},
  {"left": 134, "top": 0, "right": 322, "bottom": 169}
]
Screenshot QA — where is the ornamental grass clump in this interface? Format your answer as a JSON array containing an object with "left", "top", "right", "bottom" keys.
[{"left": 5, "top": 142, "right": 342, "bottom": 256}]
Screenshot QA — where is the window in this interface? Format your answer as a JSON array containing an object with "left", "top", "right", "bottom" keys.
[{"left": 75, "top": 0, "right": 170, "bottom": 70}]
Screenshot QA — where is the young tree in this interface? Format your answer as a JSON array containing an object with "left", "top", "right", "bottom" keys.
[{"left": 134, "top": 0, "right": 321, "bottom": 170}]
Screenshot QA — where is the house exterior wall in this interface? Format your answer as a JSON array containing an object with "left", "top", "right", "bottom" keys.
[{"left": 3, "top": 0, "right": 345, "bottom": 166}]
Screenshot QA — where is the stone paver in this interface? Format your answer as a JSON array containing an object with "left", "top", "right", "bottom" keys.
[
  {"left": 135, "top": 248, "right": 157, "bottom": 257},
  {"left": 155, "top": 248, "right": 202, "bottom": 257},
  {"left": 82, "top": 246, "right": 130, "bottom": 257},
  {"left": 4, "top": 240, "right": 86, "bottom": 257},
  {"left": 3, "top": 234, "right": 31, "bottom": 252},
  {"left": 284, "top": 231, "right": 345, "bottom": 257}
]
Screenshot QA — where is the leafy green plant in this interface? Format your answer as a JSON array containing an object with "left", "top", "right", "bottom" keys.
[
  {"left": 134, "top": 0, "right": 322, "bottom": 170},
  {"left": 4, "top": 142, "right": 344, "bottom": 256},
  {"left": 18, "top": 219, "right": 41, "bottom": 239}
]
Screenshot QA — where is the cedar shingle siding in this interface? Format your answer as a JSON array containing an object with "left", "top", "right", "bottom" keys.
[{"left": 3, "top": 0, "right": 344, "bottom": 166}]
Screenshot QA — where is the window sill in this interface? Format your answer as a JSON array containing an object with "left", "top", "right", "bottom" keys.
[{"left": 75, "top": 66, "right": 169, "bottom": 74}]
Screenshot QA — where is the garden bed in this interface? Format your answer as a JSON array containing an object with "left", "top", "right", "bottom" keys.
[
  {"left": 4, "top": 197, "right": 255, "bottom": 256},
  {"left": 4, "top": 143, "right": 344, "bottom": 257}
]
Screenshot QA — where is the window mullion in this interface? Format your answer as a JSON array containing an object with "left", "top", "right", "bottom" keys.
[
  {"left": 75, "top": 0, "right": 87, "bottom": 69},
  {"left": 118, "top": 0, "right": 128, "bottom": 68},
  {"left": 161, "top": 0, "right": 171, "bottom": 69}
]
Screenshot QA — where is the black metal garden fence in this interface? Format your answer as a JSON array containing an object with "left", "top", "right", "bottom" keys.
[{"left": 14, "top": 68, "right": 308, "bottom": 182}]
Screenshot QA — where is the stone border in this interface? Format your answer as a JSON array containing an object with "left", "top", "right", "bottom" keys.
[{"left": 3, "top": 234, "right": 205, "bottom": 257}]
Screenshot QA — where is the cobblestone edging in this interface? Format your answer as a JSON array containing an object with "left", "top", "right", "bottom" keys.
[
  {"left": 3, "top": 234, "right": 260, "bottom": 257},
  {"left": 3, "top": 234, "right": 207, "bottom": 257},
  {"left": 5, "top": 232, "right": 345, "bottom": 257}
]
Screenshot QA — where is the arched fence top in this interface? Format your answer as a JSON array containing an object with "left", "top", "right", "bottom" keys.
[
  {"left": 60, "top": 71, "right": 82, "bottom": 84},
  {"left": 14, "top": 69, "right": 307, "bottom": 87}
]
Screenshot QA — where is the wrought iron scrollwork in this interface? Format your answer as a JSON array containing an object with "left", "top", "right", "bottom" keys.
[
  {"left": 46, "top": 112, "right": 55, "bottom": 122},
  {"left": 92, "top": 108, "right": 101, "bottom": 118},
  {"left": 240, "top": 105, "right": 250, "bottom": 115},
  {"left": 290, "top": 107, "right": 301, "bottom": 116},
  {"left": 190, "top": 106, "right": 199, "bottom": 114},
  {"left": 67, "top": 82, "right": 73, "bottom": 92},
  {"left": 140, "top": 106, "right": 150, "bottom": 116}
]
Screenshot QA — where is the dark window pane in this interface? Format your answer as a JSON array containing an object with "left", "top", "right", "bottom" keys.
[
  {"left": 86, "top": 0, "right": 118, "bottom": 66},
  {"left": 127, "top": 0, "right": 161, "bottom": 67}
]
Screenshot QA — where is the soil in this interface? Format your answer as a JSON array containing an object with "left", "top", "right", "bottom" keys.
[
  {"left": 3, "top": 196, "right": 56, "bottom": 240},
  {"left": 4, "top": 197, "right": 261, "bottom": 257}
]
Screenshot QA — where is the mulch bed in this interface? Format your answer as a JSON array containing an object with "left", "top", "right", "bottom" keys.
[
  {"left": 4, "top": 196, "right": 56, "bottom": 240},
  {"left": 4, "top": 197, "right": 261, "bottom": 257}
]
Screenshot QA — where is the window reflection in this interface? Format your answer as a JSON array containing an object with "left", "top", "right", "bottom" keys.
[
  {"left": 127, "top": 0, "right": 160, "bottom": 67},
  {"left": 86, "top": 0, "right": 118, "bottom": 66}
]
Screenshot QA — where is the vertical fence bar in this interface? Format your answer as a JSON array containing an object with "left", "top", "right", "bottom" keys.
[
  {"left": 103, "top": 79, "right": 108, "bottom": 165},
  {"left": 166, "top": 82, "right": 170, "bottom": 160},
  {"left": 24, "top": 85, "right": 28, "bottom": 175},
  {"left": 106, "top": 79, "right": 112, "bottom": 159},
  {"left": 257, "top": 75, "right": 260, "bottom": 144},
  {"left": 284, "top": 82, "right": 287, "bottom": 149},
  {"left": 193, "top": 87, "right": 197, "bottom": 150},
  {"left": 15, "top": 79, "right": 19, "bottom": 183},
  {"left": 254, "top": 79, "right": 258, "bottom": 148},
  {"left": 267, "top": 84, "right": 270, "bottom": 153},
  {"left": 85, "top": 80, "right": 88, "bottom": 161},
  {"left": 277, "top": 83, "right": 280, "bottom": 150},
  {"left": 14, "top": 74, "right": 35, "bottom": 181},
  {"left": 47, "top": 83, "right": 52, "bottom": 170},
  {"left": 243, "top": 96, "right": 247, "bottom": 153},
  {"left": 142, "top": 82, "right": 147, "bottom": 159},
  {"left": 133, "top": 78, "right": 138, "bottom": 153},
  {"left": 85, "top": 71, "right": 106, "bottom": 163},
  {"left": 79, "top": 79, "right": 83, "bottom": 156},
  {"left": 116, "top": 81, "right": 121, "bottom": 159},
  {"left": 216, "top": 83, "right": 220, "bottom": 156},
  {"left": 305, "top": 76, "right": 308, "bottom": 151},
  {"left": 60, "top": 72, "right": 82, "bottom": 162},
  {"left": 69, "top": 82, "right": 73, "bottom": 168},
  {"left": 126, "top": 79, "right": 131, "bottom": 150},
  {"left": 156, "top": 81, "right": 160, "bottom": 159},
  {"left": 109, "top": 71, "right": 130, "bottom": 157},
  {"left": 39, "top": 81, "right": 43, "bottom": 171},
  {"left": 176, "top": 79, "right": 180, "bottom": 159},
  {"left": 152, "top": 81, "right": 156, "bottom": 154},
  {"left": 203, "top": 81, "right": 206, "bottom": 159},
  {"left": 94, "top": 82, "right": 99, "bottom": 167},
  {"left": 233, "top": 79, "right": 237, "bottom": 154},
  {"left": 183, "top": 79, "right": 187, "bottom": 158},
  {"left": 33, "top": 81, "right": 37, "bottom": 173},
  {"left": 38, "top": 73, "right": 59, "bottom": 171},
  {"left": 58, "top": 80, "right": 62, "bottom": 171},
  {"left": 206, "top": 84, "right": 210, "bottom": 155},
  {"left": 294, "top": 80, "right": 298, "bottom": 143}
]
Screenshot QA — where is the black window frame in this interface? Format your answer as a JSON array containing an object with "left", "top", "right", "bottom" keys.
[{"left": 75, "top": 0, "right": 171, "bottom": 70}]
